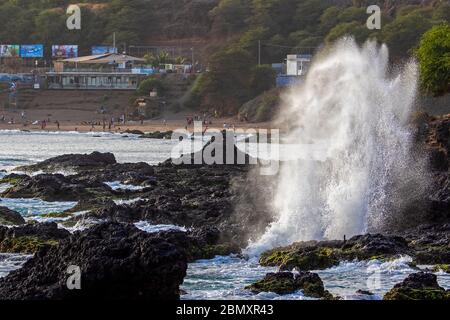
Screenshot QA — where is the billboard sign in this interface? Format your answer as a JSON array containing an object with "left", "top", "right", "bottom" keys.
[
  {"left": 92, "top": 46, "right": 117, "bottom": 55},
  {"left": 20, "top": 45, "right": 44, "bottom": 58},
  {"left": 52, "top": 45, "right": 78, "bottom": 58},
  {"left": 0, "top": 45, "right": 20, "bottom": 57}
]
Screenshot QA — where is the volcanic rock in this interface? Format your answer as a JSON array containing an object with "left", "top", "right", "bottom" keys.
[
  {"left": 384, "top": 272, "right": 450, "bottom": 300},
  {"left": 0, "top": 222, "right": 188, "bottom": 300},
  {"left": 0, "top": 207, "right": 25, "bottom": 226},
  {"left": 246, "top": 271, "right": 334, "bottom": 299}
]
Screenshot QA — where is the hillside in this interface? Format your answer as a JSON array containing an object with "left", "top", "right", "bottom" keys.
[
  {"left": 0, "top": 0, "right": 448, "bottom": 61},
  {"left": 0, "top": 0, "right": 449, "bottom": 117}
]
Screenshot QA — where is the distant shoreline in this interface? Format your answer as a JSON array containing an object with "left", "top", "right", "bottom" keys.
[{"left": 0, "top": 119, "right": 275, "bottom": 134}]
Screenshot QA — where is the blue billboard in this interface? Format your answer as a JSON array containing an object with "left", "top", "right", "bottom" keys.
[
  {"left": 20, "top": 45, "right": 44, "bottom": 58},
  {"left": 92, "top": 46, "right": 117, "bottom": 55}
]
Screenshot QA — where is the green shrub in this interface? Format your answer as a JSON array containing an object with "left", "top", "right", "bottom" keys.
[
  {"left": 417, "top": 23, "right": 450, "bottom": 96},
  {"left": 137, "top": 78, "right": 166, "bottom": 96}
]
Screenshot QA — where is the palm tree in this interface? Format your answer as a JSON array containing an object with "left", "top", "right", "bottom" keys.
[
  {"left": 144, "top": 51, "right": 171, "bottom": 68},
  {"left": 175, "top": 56, "right": 186, "bottom": 64}
]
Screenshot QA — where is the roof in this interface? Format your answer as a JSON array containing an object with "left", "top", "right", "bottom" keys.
[{"left": 62, "top": 53, "right": 145, "bottom": 64}]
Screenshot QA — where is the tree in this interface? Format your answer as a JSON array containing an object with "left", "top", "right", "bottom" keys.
[
  {"left": 293, "top": 0, "right": 329, "bottom": 32},
  {"left": 144, "top": 51, "right": 170, "bottom": 68},
  {"left": 251, "top": 64, "right": 276, "bottom": 96},
  {"left": 319, "top": 6, "right": 340, "bottom": 35},
  {"left": 194, "top": 48, "right": 253, "bottom": 114},
  {"left": 104, "top": 0, "right": 150, "bottom": 45},
  {"left": 382, "top": 11, "right": 432, "bottom": 59},
  {"left": 31, "top": 9, "right": 66, "bottom": 45},
  {"left": 209, "top": 0, "right": 250, "bottom": 35},
  {"left": 416, "top": 24, "right": 450, "bottom": 96},
  {"left": 325, "top": 21, "right": 370, "bottom": 44},
  {"left": 174, "top": 56, "right": 186, "bottom": 64},
  {"left": 137, "top": 78, "right": 166, "bottom": 96}
]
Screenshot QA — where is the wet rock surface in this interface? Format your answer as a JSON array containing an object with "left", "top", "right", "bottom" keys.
[
  {"left": 0, "top": 222, "right": 70, "bottom": 253},
  {"left": 417, "top": 114, "right": 450, "bottom": 223},
  {"left": 383, "top": 272, "right": 450, "bottom": 300},
  {"left": 0, "top": 173, "right": 116, "bottom": 202},
  {"left": 0, "top": 222, "right": 188, "bottom": 300},
  {"left": 16, "top": 151, "right": 117, "bottom": 173},
  {"left": 246, "top": 271, "right": 334, "bottom": 299},
  {"left": 139, "top": 131, "right": 174, "bottom": 139},
  {"left": 396, "top": 223, "right": 450, "bottom": 264},
  {"left": 13, "top": 151, "right": 156, "bottom": 187},
  {"left": 0, "top": 206, "right": 25, "bottom": 226},
  {"left": 260, "top": 234, "right": 412, "bottom": 271}
]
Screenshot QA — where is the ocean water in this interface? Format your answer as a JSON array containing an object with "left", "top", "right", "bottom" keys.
[
  {"left": 0, "top": 198, "right": 77, "bottom": 219},
  {"left": 0, "top": 130, "right": 448, "bottom": 300},
  {"left": 181, "top": 256, "right": 450, "bottom": 300},
  {"left": 0, "top": 254, "right": 32, "bottom": 278},
  {"left": 134, "top": 221, "right": 187, "bottom": 233},
  {"left": 105, "top": 181, "right": 146, "bottom": 191},
  {"left": 0, "top": 130, "right": 178, "bottom": 170}
]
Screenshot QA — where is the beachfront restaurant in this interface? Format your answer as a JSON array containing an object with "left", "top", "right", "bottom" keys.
[{"left": 46, "top": 53, "right": 147, "bottom": 90}]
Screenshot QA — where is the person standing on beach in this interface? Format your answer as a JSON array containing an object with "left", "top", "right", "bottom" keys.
[{"left": 56, "top": 120, "right": 60, "bottom": 130}]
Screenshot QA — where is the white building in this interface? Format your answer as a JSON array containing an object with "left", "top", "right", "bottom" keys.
[{"left": 286, "top": 54, "right": 312, "bottom": 76}]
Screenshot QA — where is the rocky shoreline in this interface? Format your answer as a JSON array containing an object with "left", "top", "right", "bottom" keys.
[{"left": 0, "top": 115, "right": 449, "bottom": 300}]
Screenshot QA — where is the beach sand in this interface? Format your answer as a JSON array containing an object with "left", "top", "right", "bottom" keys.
[{"left": 0, "top": 117, "right": 275, "bottom": 134}]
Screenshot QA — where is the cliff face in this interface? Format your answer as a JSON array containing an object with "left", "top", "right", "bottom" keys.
[
  {"left": 423, "top": 114, "right": 450, "bottom": 222},
  {"left": 426, "top": 114, "right": 450, "bottom": 172}
]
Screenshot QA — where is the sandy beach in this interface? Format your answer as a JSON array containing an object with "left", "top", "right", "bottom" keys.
[{"left": 0, "top": 118, "right": 275, "bottom": 134}]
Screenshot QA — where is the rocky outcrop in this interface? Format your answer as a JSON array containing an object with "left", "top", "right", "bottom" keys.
[
  {"left": 13, "top": 152, "right": 156, "bottom": 187},
  {"left": 139, "top": 131, "right": 173, "bottom": 140},
  {"left": 171, "top": 226, "right": 240, "bottom": 261},
  {"left": 0, "top": 222, "right": 70, "bottom": 253},
  {"left": 0, "top": 173, "right": 116, "bottom": 202},
  {"left": 123, "top": 129, "right": 145, "bottom": 135},
  {"left": 164, "top": 130, "right": 257, "bottom": 166},
  {"left": 66, "top": 197, "right": 241, "bottom": 261},
  {"left": 432, "top": 264, "right": 450, "bottom": 273},
  {"left": 0, "top": 206, "right": 25, "bottom": 226},
  {"left": 64, "top": 163, "right": 264, "bottom": 247},
  {"left": 424, "top": 114, "right": 450, "bottom": 172},
  {"left": 260, "top": 234, "right": 410, "bottom": 271},
  {"left": 16, "top": 151, "right": 116, "bottom": 173},
  {"left": 246, "top": 271, "right": 334, "bottom": 299},
  {"left": 5, "top": 132, "right": 270, "bottom": 249},
  {"left": 384, "top": 272, "right": 450, "bottom": 300},
  {"left": 72, "top": 162, "right": 156, "bottom": 186},
  {"left": 398, "top": 223, "right": 450, "bottom": 265},
  {"left": 416, "top": 114, "right": 450, "bottom": 223},
  {"left": 0, "top": 222, "right": 188, "bottom": 300}
]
